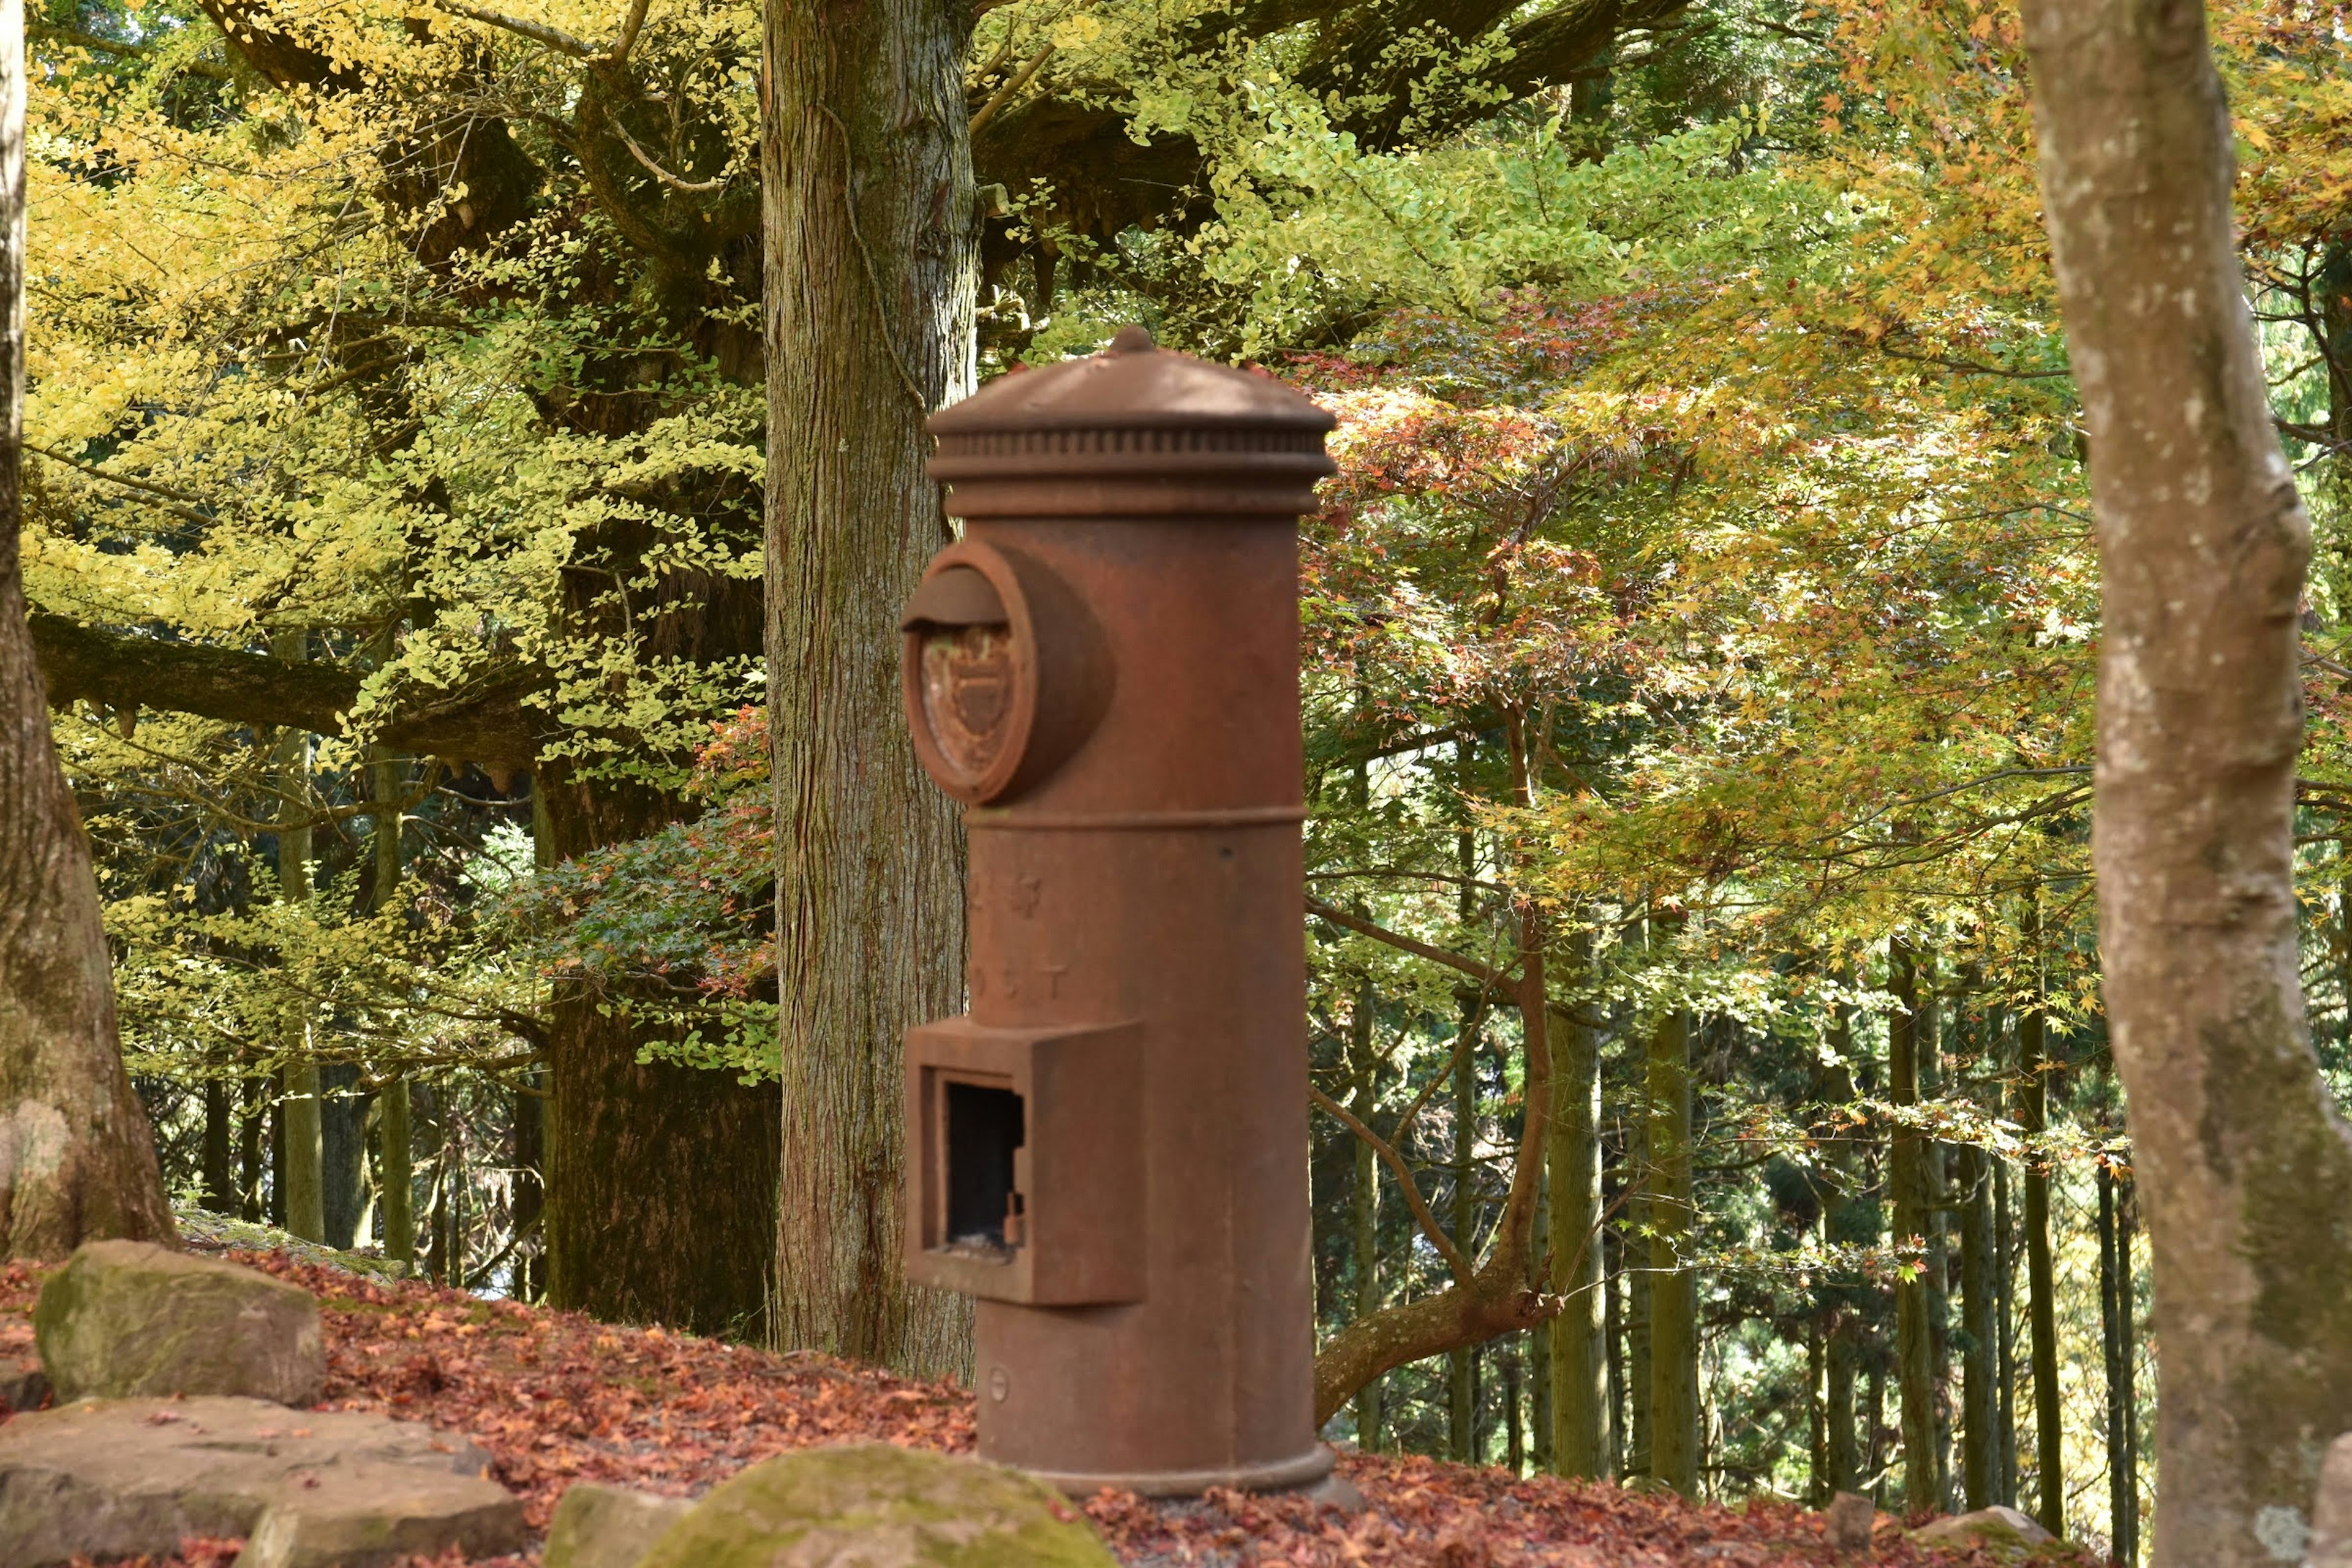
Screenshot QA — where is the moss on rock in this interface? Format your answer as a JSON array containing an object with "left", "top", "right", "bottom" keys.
[{"left": 635, "top": 1444, "right": 1116, "bottom": 1568}]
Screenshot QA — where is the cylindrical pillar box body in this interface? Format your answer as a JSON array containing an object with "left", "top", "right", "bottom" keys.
[{"left": 899, "top": 329, "right": 1335, "bottom": 1494}]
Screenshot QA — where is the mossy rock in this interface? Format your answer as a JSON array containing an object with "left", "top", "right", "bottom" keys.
[
  {"left": 34, "top": 1240, "right": 323, "bottom": 1405},
  {"left": 1912, "top": 1505, "right": 2060, "bottom": 1561},
  {"left": 635, "top": 1444, "right": 1117, "bottom": 1568}
]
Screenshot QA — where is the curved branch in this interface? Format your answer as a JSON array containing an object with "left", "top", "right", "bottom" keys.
[{"left": 1309, "top": 1082, "right": 1471, "bottom": 1281}]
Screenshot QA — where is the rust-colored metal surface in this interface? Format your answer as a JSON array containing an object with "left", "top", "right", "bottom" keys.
[{"left": 899, "top": 325, "right": 1336, "bottom": 1496}]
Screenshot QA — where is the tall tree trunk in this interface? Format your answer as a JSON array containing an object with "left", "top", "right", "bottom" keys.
[
  {"left": 1958, "top": 1140, "right": 2000, "bottom": 1510},
  {"left": 202, "top": 1077, "right": 233, "bottom": 1213},
  {"left": 2117, "top": 1178, "right": 2141, "bottom": 1564},
  {"left": 2107, "top": 1161, "right": 2145, "bottom": 1561},
  {"left": 318, "top": 1064, "right": 366, "bottom": 1248},
  {"left": 1919, "top": 979, "right": 1954, "bottom": 1510},
  {"left": 1822, "top": 989, "right": 1868, "bottom": 1498},
  {"left": 1550, "top": 979, "right": 1610, "bottom": 1476},
  {"left": 1646, "top": 1003, "right": 1698, "bottom": 1497},
  {"left": 2022, "top": 8, "right": 2352, "bottom": 1561},
  {"left": 239, "top": 1068, "right": 263, "bottom": 1224},
  {"left": 1889, "top": 938, "right": 1939, "bottom": 1515},
  {"left": 274, "top": 718, "right": 324, "bottom": 1244},
  {"left": 2018, "top": 911, "right": 2066, "bottom": 1537},
  {"left": 1349, "top": 984, "right": 1383, "bottom": 1452},
  {"left": 1450, "top": 834, "right": 1479, "bottom": 1462},
  {"left": 1607, "top": 1225, "right": 1629, "bottom": 1474},
  {"left": 0, "top": 0, "right": 173, "bottom": 1256},
  {"left": 1996, "top": 1153, "right": 2019, "bottom": 1506},
  {"left": 370, "top": 750, "right": 413, "bottom": 1267},
  {"left": 538, "top": 767, "right": 780, "bottom": 1333},
  {"left": 763, "top": 0, "right": 975, "bottom": 1377},
  {"left": 381, "top": 1076, "right": 412, "bottom": 1264}
]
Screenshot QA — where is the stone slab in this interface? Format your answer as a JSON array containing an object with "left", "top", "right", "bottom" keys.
[{"left": 0, "top": 1395, "right": 512, "bottom": 1567}]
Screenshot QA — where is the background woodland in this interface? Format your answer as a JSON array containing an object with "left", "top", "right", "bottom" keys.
[{"left": 18, "top": 0, "right": 2352, "bottom": 1558}]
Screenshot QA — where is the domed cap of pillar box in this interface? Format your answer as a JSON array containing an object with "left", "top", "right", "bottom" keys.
[{"left": 926, "top": 325, "right": 1337, "bottom": 519}]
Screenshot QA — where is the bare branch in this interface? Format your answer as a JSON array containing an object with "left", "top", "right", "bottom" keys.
[
  {"left": 1308, "top": 1083, "right": 1473, "bottom": 1282},
  {"left": 427, "top": 0, "right": 597, "bottom": 58},
  {"left": 968, "top": 43, "right": 1054, "bottom": 137},
  {"left": 607, "top": 0, "right": 654, "bottom": 62},
  {"left": 1305, "top": 894, "right": 1518, "bottom": 989}
]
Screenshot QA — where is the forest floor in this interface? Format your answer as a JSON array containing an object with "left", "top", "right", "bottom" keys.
[{"left": 0, "top": 1245, "right": 2073, "bottom": 1568}]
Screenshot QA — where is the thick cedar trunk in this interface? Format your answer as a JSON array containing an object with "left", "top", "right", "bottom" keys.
[
  {"left": 1889, "top": 939, "right": 1938, "bottom": 1514},
  {"left": 537, "top": 764, "right": 780, "bottom": 1334},
  {"left": 1646, "top": 1005, "right": 1698, "bottom": 1497},
  {"left": 2022, "top": 8, "right": 2352, "bottom": 1561},
  {"left": 0, "top": 0, "right": 173, "bottom": 1255},
  {"left": 763, "top": 0, "right": 974, "bottom": 1374},
  {"left": 1549, "top": 981, "right": 1610, "bottom": 1477}
]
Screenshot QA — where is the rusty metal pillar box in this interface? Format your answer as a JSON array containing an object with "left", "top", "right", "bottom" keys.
[{"left": 899, "top": 326, "right": 1336, "bottom": 1495}]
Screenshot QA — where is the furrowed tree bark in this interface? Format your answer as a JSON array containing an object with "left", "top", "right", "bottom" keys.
[
  {"left": 764, "top": 0, "right": 976, "bottom": 1376},
  {"left": 0, "top": 0, "right": 173, "bottom": 1259},
  {"left": 2020, "top": 6, "right": 2352, "bottom": 1560}
]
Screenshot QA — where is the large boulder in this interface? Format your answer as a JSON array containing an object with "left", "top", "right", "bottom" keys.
[
  {"left": 634, "top": 1443, "right": 1117, "bottom": 1568},
  {"left": 34, "top": 1240, "right": 323, "bottom": 1405},
  {"left": 545, "top": 1482, "right": 695, "bottom": 1568},
  {"left": 0, "top": 1395, "right": 524, "bottom": 1567},
  {"left": 1911, "top": 1504, "right": 2057, "bottom": 1559}
]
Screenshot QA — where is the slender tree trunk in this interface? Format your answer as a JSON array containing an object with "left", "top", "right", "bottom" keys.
[
  {"left": 2018, "top": 933, "right": 2065, "bottom": 1537},
  {"left": 274, "top": 717, "right": 324, "bottom": 1244},
  {"left": 1889, "top": 938, "right": 1939, "bottom": 1515},
  {"left": 202, "top": 1077, "right": 233, "bottom": 1213},
  {"left": 1920, "top": 981, "right": 1954, "bottom": 1511},
  {"left": 1628, "top": 1222, "right": 1652, "bottom": 1479},
  {"left": 1646, "top": 1003, "right": 1698, "bottom": 1497},
  {"left": 1996, "top": 1153, "right": 2019, "bottom": 1507},
  {"left": 0, "top": 0, "right": 172, "bottom": 1256},
  {"left": 381, "top": 1077, "right": 413, "bottom": 1265},
  {"left": 763, "top": 0, "right": 975, "bottom": 1378},
  {"left": 1808, "top": 1319, "right": 1829, "bottom": 1506},
  {"left": 1550, "top": 978, "right": 1610, "bottom": 1476},
  {"left": 1822, "top": 989, "right": 1867, "bottom": 1498},
  {"left": 1506, "top": 1346, "right": 1525, "bottom": 1474},
  {"left": 371, "top": 750, "right": 413, "bottom": 1267},
  {"left": 1451, "top": 981, "right": 1479, "bottom": 1461},
  {"left": 1958, "top": 1141, "right": 2000, "bottom": 1509},
  {"left": 239, "top": 1068, "right": 263, "bottom": 1224},
  {"left": 2118, "top": 1178, "right": 2141, "bottom": 1565},
  {"left": 1349, "top": 985, "right": 1383, "bottom": 1452},
  {"left": 1608, "top": 1225, "right": 1629, "bottom": 1476},
  {"left": 2021, "top": 7, "right": 2352, "bottom": 1561},
  {"left": 2107, "top": 1161, "right": 2145, "bottom": 1561}
]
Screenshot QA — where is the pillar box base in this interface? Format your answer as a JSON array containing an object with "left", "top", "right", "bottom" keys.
[{"left": 1021, "top": 1446, "right": 1336, "bottom": 1499}]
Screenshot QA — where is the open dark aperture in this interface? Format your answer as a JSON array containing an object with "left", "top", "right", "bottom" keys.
[{"left": 945, "top": 1079, "right": 1025, "bottom": 1253}]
